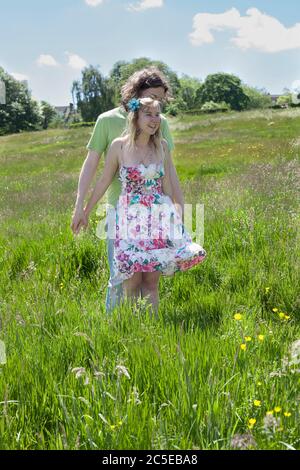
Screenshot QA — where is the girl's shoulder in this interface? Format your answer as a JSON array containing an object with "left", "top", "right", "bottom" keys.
[{"left": 111, "top": 136, "right": 127, "bottom": 149}]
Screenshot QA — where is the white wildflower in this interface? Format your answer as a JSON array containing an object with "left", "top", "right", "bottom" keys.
[
  {"left": 72, "top": 367, "right": 86, "bottom": 379},
  {"left": 230, "top": 433, "right": 257, "bottom": 450},
  {"left": 115, "top": 365, "right": 131, "bottom": 379}
]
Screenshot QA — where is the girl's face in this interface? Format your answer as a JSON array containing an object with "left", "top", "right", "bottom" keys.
[{"left": 137, "top": 103, "right": 161, "bottom": 136}]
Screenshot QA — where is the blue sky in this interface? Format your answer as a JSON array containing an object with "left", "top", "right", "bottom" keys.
[{"left": 1, "top": 0, "right": 300, "bottom": 105}]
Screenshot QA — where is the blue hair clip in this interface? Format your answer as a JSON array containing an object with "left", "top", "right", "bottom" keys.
[{"left": 127, "top": 98, "right": 141, "bottom": 112}]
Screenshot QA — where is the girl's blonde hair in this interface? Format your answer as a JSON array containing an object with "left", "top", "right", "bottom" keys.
[{"left": 122, "top": 97, "right": 165, "bottom": 163}]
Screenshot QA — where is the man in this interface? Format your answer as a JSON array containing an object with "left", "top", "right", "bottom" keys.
[{"left": 71, "top": 66, "right": 184, "bottom": 312}]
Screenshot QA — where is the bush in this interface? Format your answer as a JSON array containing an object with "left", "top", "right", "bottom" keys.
[
  {"left": 242, "top": 85, "right": 273, "bottom": 110},
  {"left": 67, "top": 112, "right": 82, "bottom": 125},
  {"left": 165, "top": 97, "right": 187, "bottom": 116},
  {"left": 269, "top": 104, "right": 283, "bottom": 109},
  {"left": 276, "top": 94, "right": 292, "bottom": 106},
  {"left": 201, "top": 101, "right": 230, "bottom": 113},
  {"left": 183, "top": 108, "right": 205, "bottom": 115},
  {"left": 48, "top": 115, "right": 65, "bottom": 129},
  {"left": 68, "top": 121, "right": 96, "bottom": 128}
]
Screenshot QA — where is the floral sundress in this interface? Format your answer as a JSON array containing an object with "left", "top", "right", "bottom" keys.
[{"left": 107, "top": 155, "right": 207, "bottom": 292}]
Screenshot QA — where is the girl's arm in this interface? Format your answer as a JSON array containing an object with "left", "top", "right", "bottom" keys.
[
  {"left": 161, "top": 140, "right": 185, "bottom": 223},
  {"left": 84, "top": 139, "right": 120, "bottom": 216}
]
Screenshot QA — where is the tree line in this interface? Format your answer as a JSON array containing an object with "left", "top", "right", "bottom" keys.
[{"left": 0, "top": 58, "right": 294, "bottom": 135}]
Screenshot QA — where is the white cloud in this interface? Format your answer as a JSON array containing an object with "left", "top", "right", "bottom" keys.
[
  {"left": 65, "top": 52, "right": 87, "bottom": 70},
  {"left": 10, "top": 72, "right": 29, "bottom": 82},
  {"left": 189, "top": 7, "right": 300, "bottom": 53},
  {"left": 37, "top": 54, "right": 59, "bottom": 67},
  {"left": 127, "top": 0, "right": 164, "bottom": 13},
  {"left": 85, "top": 0, "right": 104, "bottom": 6}
]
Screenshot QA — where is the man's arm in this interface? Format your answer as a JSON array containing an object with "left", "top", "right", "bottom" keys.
[
  {"left": 71, "top": 114, "right": 109, "bottom": 234},
  {"left": 162, "top": 140, "right": 185, "bottom": 223},
  {"left": 84, "top": 140, "right": 120, "bottom": 216},
  {"left": 75, "top": 114, "right": 108, "bottom": 209},
  {"left": 169, "top": 158, "right": 184, "bottom": 220},
  {"left": 74, "top": 150, "right": 101, "bottom": 210},
  {"left": 161, "top": 118, "right": 184, "bottom": 219}
]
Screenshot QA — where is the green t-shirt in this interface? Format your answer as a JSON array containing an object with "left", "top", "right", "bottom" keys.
[{"left": 86, "top": 106, "right": 174, "bottom": 208}]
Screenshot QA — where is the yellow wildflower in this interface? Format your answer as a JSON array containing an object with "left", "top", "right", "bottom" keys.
[
  {"left": 258, "top": 335, "right": 265, "bottom": 341},
  {"left": 274, "top": 406, "right": 281, "bottom": 413},
  {"left": 265, "top": 287, "right": 270, "bottom": 293},
  {"left": 254, "top": 400, "right": 261, "bottom": 407},
  {"left": 245, "top": 336, "right": 252, "bottom": 342},
  {"left": 240, "top": 343, "right": 246, "bottom": 351},
  {"left": 278, "top": 312, "right": 285, "bottom": 319},
  {"left": 284, "top": 315, "right": 290, "bottom": 320},
  {"left": 266, "top": 410, "right": 274, "bottom": 415},
  {"left": 272, "top": 308, "right": 278, "bottom": 312},
  {"left": 248, "top": 418, "right": 256, "bottom": 429},
  {"left": 234, "top": 313, "right": 243, "bottom": 321},
  {"left": 284, "top": 412, "right": 291, "bottom": 417}
]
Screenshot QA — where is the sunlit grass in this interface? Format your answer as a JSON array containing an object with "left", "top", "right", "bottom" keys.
[{"left": 0, "top": 108, "right": 299, "bottom": 449}]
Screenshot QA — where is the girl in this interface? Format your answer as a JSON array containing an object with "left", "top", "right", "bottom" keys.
[
  {"left": 83, "top": 97, "right": 206, "bottom": 315},
  {"left": 71, "top": 67, "right": 176, "bottom": 313}
]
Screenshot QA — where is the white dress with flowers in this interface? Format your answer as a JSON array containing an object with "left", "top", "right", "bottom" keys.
[{"left": 107, "top": 157, "right": 207, "bottom": 292}]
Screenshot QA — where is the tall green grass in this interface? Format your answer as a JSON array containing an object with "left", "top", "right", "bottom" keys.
[{"left": 0, "top": 108, "right": 299, "bottom": 449}]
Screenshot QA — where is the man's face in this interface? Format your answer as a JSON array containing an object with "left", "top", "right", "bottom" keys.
[{"left": 139, "top": 87, "right": 166, "bottom": 103}]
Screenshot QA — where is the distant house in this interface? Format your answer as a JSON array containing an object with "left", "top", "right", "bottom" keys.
[
  {"left": 54, "top": 103, "right": 75, "bottom": 121},
  {"left": 269, "top": 94, "right": 282, "bottom": 103}
]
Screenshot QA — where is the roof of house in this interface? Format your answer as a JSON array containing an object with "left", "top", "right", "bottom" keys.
[{"left": 55, "top": 106, "right": 69, "bottom": 112}]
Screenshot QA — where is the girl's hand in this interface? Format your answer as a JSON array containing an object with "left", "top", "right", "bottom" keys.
[
  {"left": 71, "top": 206, "right": 89, "bottom": 236},
  {"left": 82, "top": 208, "right": 89, "bottom": 230},
  {"left": 174, "top": 202, "right": 184, "bottom": 224}
]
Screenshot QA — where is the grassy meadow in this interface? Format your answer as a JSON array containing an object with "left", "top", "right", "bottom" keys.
[{"left": 0, "top": 108, "right": 299, "bottom": 450}]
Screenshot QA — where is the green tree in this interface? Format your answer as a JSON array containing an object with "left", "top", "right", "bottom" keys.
[
  {"left": 276, "top": 94, "right": 292, "bottom": 106},
  {"left": 242, "top": 85, "right": 273, "bottom": 109},
  {"left": 178, "top": 74, "right": 203, "bottom": 110},
  {"left": 198, "top": 73, "right": 249, "bottom": 111},
  {"left": 40, "top": 101, "right": 57, "bottom": 129},
  {"left": 109, "top": 60, "right": 129, "bottom": 104},
  {"left": 165, "top": 95, "right": 187, "bottom": 116},
  {"left": 0, "top": 67, "right": 41, "bottom": 135},
  {"left": 109, "top": 57, "right": 181, "bottom": 102},
  {"left": 71, "top": 65, "right": 115, "bottom": 121}
]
